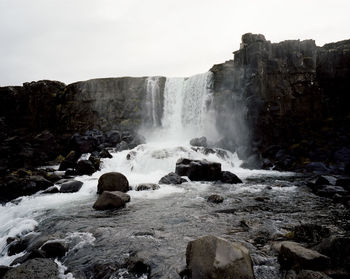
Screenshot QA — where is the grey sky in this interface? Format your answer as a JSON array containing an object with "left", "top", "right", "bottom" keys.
[{"left": 0, "top": 0, "right": 349, "bottom": 86}]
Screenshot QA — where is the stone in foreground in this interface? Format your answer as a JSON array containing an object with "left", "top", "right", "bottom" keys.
[
  {"left": 3, "top": 258, "right": 58, "bottom": 279},
  {"left": 220, "top": 171, "right": 242, "bottom": 184},
  {"left": 93, "top": 191, "right": 130, "bottom": 210},
  {"left": 278, "top": 241, "right": 330, "bottom": 270},
  {"left": 97, "top": 172, "right": 129, "bottom": 194},
  {"left": 185, "top": 235, "right": 255, "bottom": 279},
  {"left": 60, "top": 180, "right": 83, "bottom": 193}
]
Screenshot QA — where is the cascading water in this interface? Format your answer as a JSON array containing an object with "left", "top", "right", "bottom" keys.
[{"left": 0, "top": 72, "right": 300, "bottom": 279}]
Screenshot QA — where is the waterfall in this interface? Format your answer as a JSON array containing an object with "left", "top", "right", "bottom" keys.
[
  {"left": 145, "top": 76, "right": 162, "bottom": 127},
  {"left": 145, "top": 72, "right": 215, "bottom": 143}
]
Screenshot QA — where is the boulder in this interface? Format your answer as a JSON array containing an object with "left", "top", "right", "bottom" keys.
[
  {"left": 106, "top": 130, "right": 121, "bottom": 145},
  {"left": 158, "top": 172, "right": 186, "bottom": 185},
  {"left": 58, "top": 150, "right": 80, "bottom": 171},
  {"left": 278, "top": 241, "right": 330, "bottom": 270},
  {"left": 125, "top": 252, "right": 151, "bottom": 277},
  {"left": 40, "top": 240, "right": 68, "bottom": 258},
  {"left": 3, "top": 258, "right": 58, "bottom": 279},
  {"left": 190, "top": 136, "right": 208, "bottom": 147},
  {"left": 207, "top": 194, "right": 224, "bottom": 204},
  {"left": 185, "top": 235, "right": 255, "bottom": 279},
  {"left": 76, "top": 160, "right": 96, "bottom": 175},
  {"left": 219, "top": 171, "right": 243, "bottom": 184},
  {"left": 93, "top": 191, "right": 130, "bottom": 210},
  {"left": 88, "top": 155, "right": 101, "bottom": 170},
  {"left": 97, "top": 172, "right": 129, "bottom": 194},
  {"left": 99, "top": 149, "right": 113, "bottom": 159},
  {"left": 293, "top": 224, "right": 330, "bottom": 244},
  {"left": 305, "top": 162, "right": 330, "bottom": 174},
  {"left": 60, "top": 180, "right": 83, "bottom": 193},
  {"left": 136, "top": 183, "right": 160, "bottom": 191},
  {"left": 175, "top": 158, "right": 221, "bottom": 181},
  {"left": 10, "top": 249, "right": 46, "bottom": 266}
]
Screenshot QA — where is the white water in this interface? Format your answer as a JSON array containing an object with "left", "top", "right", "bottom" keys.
[{"left": 0, "top": 71, "right": 294, "bottom": 267}]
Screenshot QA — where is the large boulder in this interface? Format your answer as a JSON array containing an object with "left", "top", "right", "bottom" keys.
[
  {"left": 58, "top": 150, "right": 80, "bottom": 171},
  {"left": 190, "top": 136, "right": 208, "bottom": 147},
  {"left": 40, "top": 240, "right": 68, "bottom": 258},
  {"left": 220, "top": 171, "right": 242, "bottom": 184},
  {"left": 97, "top": 172, "right": 129, "bottom": 194},
  {"left": 3, "top": 258, "right": 58, "bottom": 279},
  {"left": 60, "top": 180, "right": 83, "bottom": 193},
  {"left": 185, "top": 235, "right": 255, "bottom": 279},
  {"left": 278, "top": 241, "right": 330, "bottom": 270},
  {"left": 76, "top": 160, "right": 96, "bottom": 175},
  {"left": 175, "top": 158, "right": 221, "bottom": 181},
  {"left": 158, "top": 172, "right": 186, "bottom": 185},
  {"left": 93, "top": 191, "right": 130, "bottom": 210}
]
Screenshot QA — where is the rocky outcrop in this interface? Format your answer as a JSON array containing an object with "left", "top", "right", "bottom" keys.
[{"left": 211, "top": 33, "right": 350, "bottom": 173}]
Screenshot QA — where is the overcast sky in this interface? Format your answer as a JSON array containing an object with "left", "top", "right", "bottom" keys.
[{"left": 0, "top": 0, "right": 349, "bottom": 86}]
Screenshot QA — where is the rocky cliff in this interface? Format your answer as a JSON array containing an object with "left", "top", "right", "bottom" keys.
[{"left": 211, "top": 33, "right": 350, "bottom": 172}]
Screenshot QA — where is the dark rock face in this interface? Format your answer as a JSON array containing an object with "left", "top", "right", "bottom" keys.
[
  {"left": 158, "top": 172, "right": 186, "bottom": 185},
  {"left": 40, "top": 240, "right": 68, "bottom": 258},
  {"left": 175, "top": 158, "right": 221, "bottom": 181},
  {"left": 3, "top": 258, "right": 58, "bottom": 279},
  {"left": 93, "top": 191, "right": 130, "bottom": 210},
  {"left": 211, "top": 34, "right": 350, "bottom": 173},
  {"left": 207, "top": 194, "right": 224, "bottom": 203},
  {"left": 97, "top": 172, "right": 129, "bottom": 194},
  {"left": 76, "top": 160, "right": 96, "bottom": 175},
  {"left": 185, "top": 235, "right": 255, "bottom": 279}
]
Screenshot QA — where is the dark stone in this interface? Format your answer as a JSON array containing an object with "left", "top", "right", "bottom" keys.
[
  {"left": 59, "top": 150, "right": 80, "bottom": 171},
  {"left": 40, "top": 240, "right": 68, "bottom": 258},
  {"left": 106, "top": 130, "right": 121, "bottom": 145},
  {"left": 278, "top": 241, "right": 330, "bottom": 270},
  {"left": 60, "top": 180, "right": 83, "bottom": 193},
  {"left": 136, "top": 183, "right": 160, "bottom": 191},
  {"left": 335, "top": 177, "right": 350, "bottom": 188},
  {"left": 10, "top": 249, "right": 46, "bottom": 266},
  {"left": 185, "top": 235, "right": 255, "bottom": 279},
  {"left": 76, "top": 160, "right": 96, "bottom": 175},
  {"left": 97, "top": 172, "right": 129, "bottom": 194},
  {"left": 93, "top": 191, "right": 130, "bottom": 210},
  {"left": 316, "top": 185, "right": 347, "bottom": 198},
  {"left": 305, "top": 162, "right": 330, "bottom": 174},
  {"left": 88, "top": 155, "right": 101, "bottom": 171},
  {"left": 190, "top": 136, "right": 208, "bottom": 147},
  {"left": 158, "top": 172, "right": 187, "bottom": 185},
  {"left": 220, "top": 171, "right": 243, "bottom": 184},
  {"left": 0, "top": 266, "right": 11, "bottom": 278},
  {"left": 126, "top": 253, "right": 151, "bottom": 277},
  {"left": 175, "top": 158, "right": 221, "bottom": 181},
  {"left": 293, "top": 224, "right": 330, "bottom": 244},
  {"left": 99, "top": 149, "right": 113, "bottom": 159},
  {"left": 207, "top": 194, "right": 224, "bottom": 203},
  {"left": 4, "top": 258, "right": 58, "bottom": 279},
  {"left": 42, "top": 186, "right": 60, "bottom": 194}
]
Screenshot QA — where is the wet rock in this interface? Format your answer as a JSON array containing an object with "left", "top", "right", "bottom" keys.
[
  {"left": 0, "top": 266, "right": 11, "bottom": 278},
  {"left": 175, "top": 158, "right": 221, "bottom": 181},
  {"left": 136, "top": 183, "right": 160, "bottom": 191},
  {"left": 305, "top": 162, "right": 330, "bottom": 174},
  {"left": 219, "top": 171, "right": 243, "bottom": 184},
  {"left": 185, "top": 235, "right": 255, "bottom": 279},
  {"left": 40, "top": 240, "right": 68, "bottom": 258},
  {"left": 4, "top": 258, "right": 58, "bottom": 279},
  {"left": 44, "top": 172, "right": 62, "bottom": 183},
  {"left": 76, "top": 160, "right": 96, "bottom": 175},
  {"left": 99, "top": 149, "right": 113, "bottom": 159},
  {"left": 106, "top": 130, "right": 121, "bottom": 145},
  {"left": 93, "top": 191, "right": 130, "bottom": 210},
  {"left": 88, "top": 155, "right": 101, "bottom": 171},
  {"left": 42, "top": 186, "right": 60, "bottom": 194},
  {"left": 59, "top": 150, "right": 80, "bottom": 171},
  {"left": 115, "top": 141, "right": 130, "bottom": 152},
  {"left": 316, "top": 185, "right": 347, "bottom": 198},
  {"left": 70, "top": 133, "right": 98, "bottom": 154},
  {"left": 207, "top": 194, "right": 224, "bottom": 204},
  {"left": 60, "top": 180, "right": 83, "bottom": 193},
  {"left": 190, "top": 136, "right": 208, "bottom": 147},
  {"left": 335, "top": 177, "right": 350, "bottom": 188},
  {"left": 278, "top": 241, "right": 330, "bottom": 270},
  {"left": 293, "top": 224, "right": 330, "bottom": 244},
  {"left": 10, "top": 249, "right": 46, "bottom": 266},
  {"left": 97, "top": 172, "right": 129, "bottom": 194},
  {"left": 308, "top": 176, "right": 331, "bottom": 188},
  {"left": 315, "top": 236, "right": 350, "bottom": 271},
  {"left": 296, "top": 270, "right": 332, "bottom": 279},
  {"left": 126, "top": 253, "right": 151, "bottom": 277},
  {"left": 159, "top": 172, "right": 186, "bottom": 185}
]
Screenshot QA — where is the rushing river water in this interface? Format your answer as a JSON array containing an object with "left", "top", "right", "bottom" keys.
[{"left": 0, "top": 72, "right": 349, "bottom": 278}]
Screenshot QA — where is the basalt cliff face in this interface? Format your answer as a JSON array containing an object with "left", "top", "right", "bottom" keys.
[
  {"left": 0, "top": 33, "right": 349, "bottom": 173},
  {"left": 211, "top": 33, "right": 350, "bottom": 171}
]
